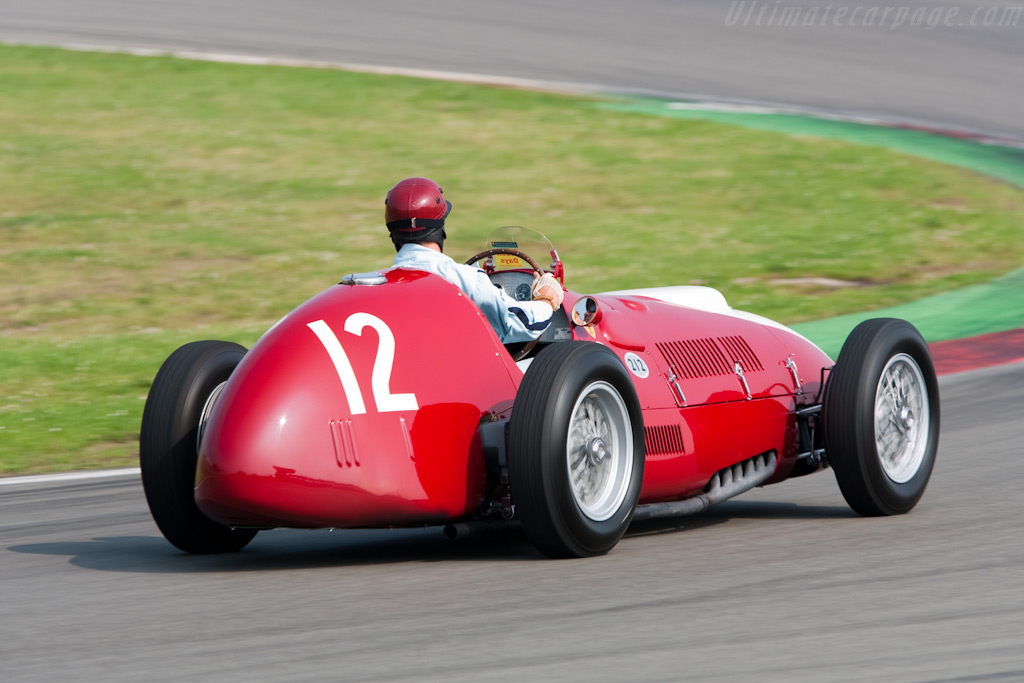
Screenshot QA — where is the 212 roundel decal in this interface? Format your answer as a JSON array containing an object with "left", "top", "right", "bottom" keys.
[{"left": 624, "top": 352, "right": 649, "bottom": 379}]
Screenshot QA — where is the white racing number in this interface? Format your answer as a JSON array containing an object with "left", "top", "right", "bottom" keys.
[{"left": 307, "top": 314, "right": 419, "bottom": 415}]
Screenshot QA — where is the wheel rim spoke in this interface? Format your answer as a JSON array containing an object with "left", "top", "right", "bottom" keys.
[
  {"left": 874, "top": 353, "right": 929, "bottom": 483},
  {"left": 565, "top": 382, "right": 633, "bottom": 521}
]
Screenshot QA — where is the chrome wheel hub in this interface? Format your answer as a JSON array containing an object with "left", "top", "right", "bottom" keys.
[
  {"left": 898, "top": 405, "right": 915, "bottom": 432},
  {"left": 874, "top": 354, "right": 929, "bottom": 483},
  {"left": 567, "top": 381, "right": 633, "bottom": 522}
]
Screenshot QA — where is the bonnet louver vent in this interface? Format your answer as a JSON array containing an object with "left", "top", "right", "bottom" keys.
[
  {"left": 656, "top": 339, "right": 731, "bottom": 379},
  {"left": 717, "top": 335, "right": 763, "bottom": 371},
  {"left": 656, "top": 336, "right": 763, "bottom": 379}
]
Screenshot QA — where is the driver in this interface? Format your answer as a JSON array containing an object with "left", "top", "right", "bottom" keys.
[{"left": 385, "top": 177, "right": 563, "bottom": 344}]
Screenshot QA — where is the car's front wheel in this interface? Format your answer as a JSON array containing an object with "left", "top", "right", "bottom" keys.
[
  {"left": 140, "top": 340, "right": 258, "bottom": 553},
  {"left": 824, "top": 318, "right": 940, "bottom": 516},
  {"left": 508, "top": 342, "right": 645, "bottom": 558}
]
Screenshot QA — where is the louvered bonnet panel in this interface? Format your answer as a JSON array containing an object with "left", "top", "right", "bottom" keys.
[
  {"left": 717, "top": 335, "right": 764, "bottom": 371},
  {"left": 656, "top": 336, "right": 764, "bottom": 376},
  {"left": 655, "top": 339, "right": 732, "bottom": 378}
]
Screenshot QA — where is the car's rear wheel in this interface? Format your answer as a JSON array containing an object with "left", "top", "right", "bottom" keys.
[
  {"left": 824, "top": 319, "right": 940, "bottom": 516},
  {"left": 140, "top": 340, "right": 258, "bottom": 553},
  {"left": 508, "top": 342, "right": 645, "bottom": 558}
]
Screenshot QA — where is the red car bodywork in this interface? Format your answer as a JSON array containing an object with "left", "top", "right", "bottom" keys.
[{"left": 194, "top": 265, "right": 832, "bottom": 530}]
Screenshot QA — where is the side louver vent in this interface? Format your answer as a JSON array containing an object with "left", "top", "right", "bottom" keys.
[
  {"left": 645, "top": 424, "right": 686, "bottom": 456},
  {"left": 656, "top": 336, "right": 763, "bottom": 378}
]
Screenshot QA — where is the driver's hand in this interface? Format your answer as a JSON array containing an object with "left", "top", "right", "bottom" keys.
[{"left": 532, "top": 273, "right": 564, "bottom": 311}]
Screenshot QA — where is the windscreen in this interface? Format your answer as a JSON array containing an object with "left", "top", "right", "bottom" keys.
[{"left": 477, "top": 226, "right": 560, "bottom": 273}]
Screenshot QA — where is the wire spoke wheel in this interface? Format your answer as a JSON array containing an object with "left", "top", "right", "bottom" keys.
[
  {"left": 508, "top": 342, "right": 645, "bottom": 558},
  {"left": 566, "top": 381, "right": 633, "bottom": 522},
  {"left": 824, "top": 319, "right": 940, "bottom": 516},
  {"left": 874, "top": 354, "right": 929, "bottom": 483}
]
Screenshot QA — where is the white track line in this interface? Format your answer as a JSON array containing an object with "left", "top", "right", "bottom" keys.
[
  {"left": 9, "top": 40, "right": 598, "bottom": 95},
  {"left": 0, "top": 467, "right": 140, "bottom": 487}
]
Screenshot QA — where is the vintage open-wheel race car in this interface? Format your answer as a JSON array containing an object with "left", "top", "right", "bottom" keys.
[{"left": 140, "top": 227, "right": 939, "bottom": 558}]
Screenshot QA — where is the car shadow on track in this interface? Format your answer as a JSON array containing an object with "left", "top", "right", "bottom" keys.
[
  {"left": 7, "top": 525, "right": 536, "bottom": 573},
  {"left": 8, "top": 500, "right": 850, "bottom": 574}
]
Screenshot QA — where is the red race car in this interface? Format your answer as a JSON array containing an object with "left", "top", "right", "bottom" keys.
[{"left": 140, "top": 227, "right": 940, "bottom": 558}]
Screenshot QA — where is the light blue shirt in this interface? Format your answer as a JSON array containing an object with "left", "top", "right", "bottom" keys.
[{"left": 393, "top": 244, "right": 554, "bottom": 344}]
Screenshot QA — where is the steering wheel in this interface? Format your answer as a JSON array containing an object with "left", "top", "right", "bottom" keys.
[
  {"left": 464, "top": 248, "right": 549, "bottom": 362},
  {"left": 464, "top": 247, "right": 545, "bottom": 275}
]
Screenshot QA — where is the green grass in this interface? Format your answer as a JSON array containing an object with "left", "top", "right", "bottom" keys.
[
  {"left": 0, "top": 326, "right": 266, "bottom": 474},
  {"left": 1, "top": 44, "right": 1022, "bottom": 474}
]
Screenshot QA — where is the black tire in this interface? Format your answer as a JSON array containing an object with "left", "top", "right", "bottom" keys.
[
  {"left": 140, "top": 340, "right": 258, "bottom": 553},
  {"left": 508, "top": 342, "right": 645, "bottom": 558},
  {"left": 823, "top": 319, "right": 940, "bottom": 516}
]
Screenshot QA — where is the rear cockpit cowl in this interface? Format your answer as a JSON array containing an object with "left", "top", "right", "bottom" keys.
[{"left": 195, "top": 270, "right": 522, "bottom": 528}]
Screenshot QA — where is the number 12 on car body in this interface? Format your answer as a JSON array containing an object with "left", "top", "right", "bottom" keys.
[{"left": 307, "top": 314, "right": 419, "bottom": 415}]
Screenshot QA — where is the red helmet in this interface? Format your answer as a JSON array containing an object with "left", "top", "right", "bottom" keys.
[{"left": 385, "top": 177, "right": 452, "bottom": 236}]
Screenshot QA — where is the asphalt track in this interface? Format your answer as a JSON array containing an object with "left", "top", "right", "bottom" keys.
[
  {"left": 0, "top": 0, "right": 1022, "bottom": 140},
  {"left": 3, "top": 363, "right": 1022, "bottom": 682},
  {"left": 2, "top": 1, "right": 1023, "bottom": 681}
]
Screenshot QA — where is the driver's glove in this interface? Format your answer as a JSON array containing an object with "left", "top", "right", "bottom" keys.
[{"left": 532, "top": 273, "right": 564, "bottom": 311}]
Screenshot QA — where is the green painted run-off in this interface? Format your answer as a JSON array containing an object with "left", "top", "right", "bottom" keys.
[{"left": 598, "top": 99, "right": 1024, "bottom": 357}]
